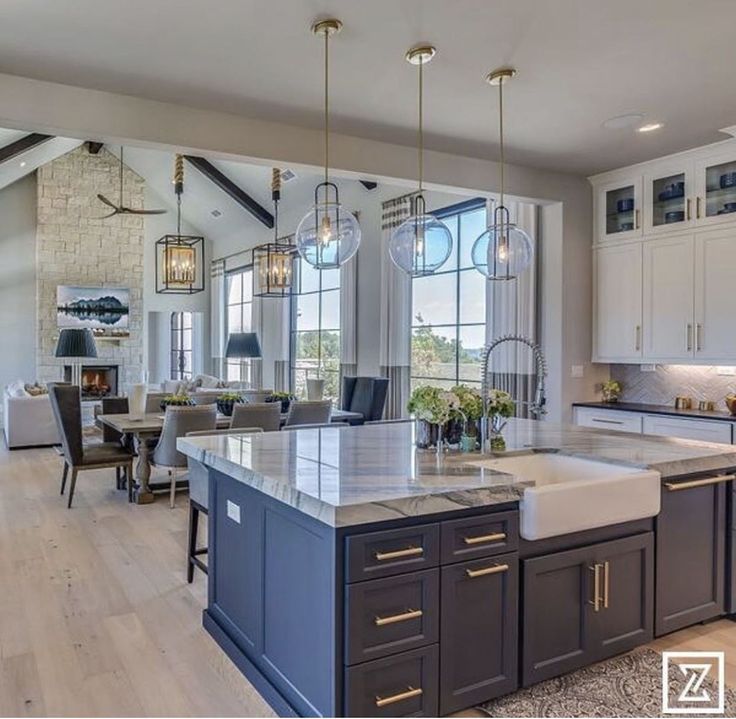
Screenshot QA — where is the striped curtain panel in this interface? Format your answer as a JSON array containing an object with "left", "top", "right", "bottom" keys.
[
  {"left": 379, "top": 195, "right": 414, "bottom": 418},
  {"left": 210, "top": 258, "right": 226, "bottom": 378},
  {"left": 485, "top": 200, "right": 540, "bottom": 419},
  {"left": 340, "top": 235, "right": 358, "bottom": 391}
]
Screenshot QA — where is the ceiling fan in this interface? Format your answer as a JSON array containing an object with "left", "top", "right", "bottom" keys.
[{"left": 96, "top": 146, "right": 167, "bottom": 218}]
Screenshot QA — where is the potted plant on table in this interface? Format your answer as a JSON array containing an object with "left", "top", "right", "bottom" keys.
[
  {"left": 452, "top": 384, "right": 484, "bottom": 452},
  {"left": 601, "top": 379, "right": 622, "bottom": 403},
  {"left": 160, "top": 393, "right": 195, "bottom": 412},
  {"left": 407, "top": 385, "right": 459, "bottom": 450},
  {"left": 216, "top": 392, "right": 243, "bottom": 417},
  {"left": 266, "top": 391, "right": 296, "bottom": 413},
  {"left": 485, "top": 389, "right": 515, "bottom": 452}
]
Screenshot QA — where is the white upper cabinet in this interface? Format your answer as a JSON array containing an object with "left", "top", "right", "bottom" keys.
[
  {"left": 694, "top": 148, "right": 736, "bottom": 228},
  {"left": 594, "top": 242, "right": 643, "bottom": 362},
  {"left": 643, "top": 161, "right": 695, "bottom": 236},
  {"left": 694, "top": 228, "right": 736, "bottom": 361},
  {"left": 596, "top": 176, "right": 642, "bottom": 242},
  {"left": 642, "top": 236, "right": 695, "bottom": 361}
]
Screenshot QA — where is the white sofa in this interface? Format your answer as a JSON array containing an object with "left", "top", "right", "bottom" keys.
[{"left": 3, "top": 387, "right": 60, "bottom": 449}]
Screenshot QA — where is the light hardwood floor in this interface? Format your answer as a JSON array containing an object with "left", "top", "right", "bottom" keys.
[{"left": 1, "top": 443, "right": 735, "bottom": 717}]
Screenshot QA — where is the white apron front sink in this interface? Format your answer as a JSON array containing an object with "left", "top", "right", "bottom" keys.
[{"left": 471, "top": 453, "right": 661, "bottom": 540}]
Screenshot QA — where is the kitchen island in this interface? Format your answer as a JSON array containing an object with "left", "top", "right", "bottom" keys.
[{"left": 178, "top": 419, "right": 736, "bottom": 717}]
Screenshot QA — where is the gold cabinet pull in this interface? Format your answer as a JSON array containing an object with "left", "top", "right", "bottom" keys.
[
  {"left": 588, "top": 564, "right": 601, "bottom": 612},
  {"left": 465, "top": 563, "right": 508, "bottom": 579},
  {"left": 635, "top": 208, "right": 640, "bottom": 229},
  {"left": 696, "top": 196, "right": 701, "bottom": 219},
  {"left": 374, "top": 546, "right": 423, "bottom": 562},
  {"left": 375, "top": 686, "right": 423, "bottom": 708},
  {"left": 686, "top": 323, "right": 693, "bottom": 352},
  {"left": 463, "top": 531, "right": 506, "bottom": 546},
  {"left": 686, "top": 197, "right": 692, "bottom": 220},
  {"left": 603, "top": 561, "right": 610, "bottom": 609},
  {"left": 665, "top": 474, "right": 735, "bottom": 491},
  {"left": 374, "top": 608, "right": 423, "bottom": 627}
]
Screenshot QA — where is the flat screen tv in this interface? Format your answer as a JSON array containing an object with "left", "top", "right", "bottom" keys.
[{"left": 56, "top": 286, "right": 130, "bottom": 336}]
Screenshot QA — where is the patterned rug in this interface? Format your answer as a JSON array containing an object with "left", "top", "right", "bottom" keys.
[{"left": 479, "top": 649, "right": 736, "bottom": 718}]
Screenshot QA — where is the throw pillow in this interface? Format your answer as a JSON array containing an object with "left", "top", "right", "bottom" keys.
[
  {"left": 7, "top": 380, "right": 29, "bottom": 397},
  {"left": 196, "top": 374, "right": 220, "bottom": 389}
]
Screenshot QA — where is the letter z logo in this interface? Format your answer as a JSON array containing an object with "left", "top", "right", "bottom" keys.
[{"left": 662, "top": 651, "right": 725, "bottom": 714}]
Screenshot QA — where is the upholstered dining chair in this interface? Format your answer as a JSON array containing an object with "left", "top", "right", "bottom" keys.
[
  {"left": 100, "top": 396, "right": 131, "bottom": 490},
  {"left": 283, "top": 400, "right": 332, "bottom": 427},
  {"left": 230, "top": 402, "right": 281, "bottom": 432},
  {"left": 281, "top": 421, "right": 349, "bottom": 431},
  {"left": 48, "top": 385, "right": 135, "bottom": 508},
  {"left": 184, "top": 427, "right": 263, "bottom": 582},
  {"left": 145, "top": 392, "right": 168, "bottom": 413},
  {"left": 150, "top": 405, "right": 217, "bottom": 508}
]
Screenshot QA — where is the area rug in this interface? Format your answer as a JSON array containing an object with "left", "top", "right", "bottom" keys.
[{"left": 479, "top": 648, "right": 736, "bottom": 718}]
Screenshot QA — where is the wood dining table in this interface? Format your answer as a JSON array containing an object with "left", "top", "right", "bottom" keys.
[{"left": 98, "top": 408, "right": 363, "bottom": 503}]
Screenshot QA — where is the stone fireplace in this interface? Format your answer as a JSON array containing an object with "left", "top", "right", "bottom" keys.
[{"left": 64, "top": 364, "right": 119, "bottom": 400}]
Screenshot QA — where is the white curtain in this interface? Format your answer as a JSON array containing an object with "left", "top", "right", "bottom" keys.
[
  {"left": 485, "top": 199, "right": 540, "bottom": 418},
  {"left": 379, "top": 195, "right": 414, "bottom": 418},
  {"left": 250, "top": 292, "right": 264, "bottom": 388},
  {"left": 340, "top": 242, "right": 358, "bottom": 387},
  {"left": 210, "top": 258, "right": 226, "bottom": 377}
]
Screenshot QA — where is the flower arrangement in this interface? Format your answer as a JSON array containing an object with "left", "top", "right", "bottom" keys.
[
  {"left": 408, "top": 386, "right": 456, "bottom": 425},
  {"left": 266, "top": 391, "right": 296, "bottom": 412},
  {"left": 601, "top": 379, "right": 622, "bottom": 403},
  {"left": 160, "top": 393, "right": 194, "bottom": 411},
  {"left": 451, "top": 384, "right": 484, "bottom": 422},
  {"left": 216, "top": 392, "right": 243, "bottom": 417},
  {"left": 486, "top": 389, "right": 515, "bottom": 418}
]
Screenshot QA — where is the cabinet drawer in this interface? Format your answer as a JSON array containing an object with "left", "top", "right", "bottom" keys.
[
  {"left": 441, "top": 511, "right": 519, "bottom": 564},
  {"left": 345, "top": 569, "right": 439, "bottom": 665},
  {"left": 344, "top": 644, "right": 439, "bottom": 717},
  {"left": 345, "top": 523, "right": 440, "bottom": 583},
  {"left": 643, "top": 415, "right": 732, "bottom": 444},
  {"left": 574, "top": 407, "right": 643, "bottom": 434}
]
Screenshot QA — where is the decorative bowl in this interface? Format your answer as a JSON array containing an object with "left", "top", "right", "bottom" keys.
[
  {"left": 726, "top": 395, "right": 736, "bottom": 416},
  {"left": 616, "top": 198, "right": 635, "bottom": 213},
  {"left": 664, "top": 210, "right": 685, "bottom": 223},
  {"left": 658, "top": 182, "right": 685, "bottom": 202},
  {"left": 720, "top": 172, "right": 736, "bottom": 189}
]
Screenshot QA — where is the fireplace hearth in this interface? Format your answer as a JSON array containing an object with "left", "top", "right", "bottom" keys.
[{"left": 64, "top": 364, "right": 119, "bottom": 400}]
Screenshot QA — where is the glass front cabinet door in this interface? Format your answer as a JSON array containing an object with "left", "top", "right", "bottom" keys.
[
  {"left": 643, "top": 164, "right": 694, "bottom": 235},
  {"left": 694, "top": 150, "right": 736, "bottom": 227},
  {"left": 597, "top": 177, "right": 642, "bottom": 241}
]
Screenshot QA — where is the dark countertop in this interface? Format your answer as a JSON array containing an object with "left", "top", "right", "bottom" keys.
[{"left": 573, "top": 400, "right": 736, "bottom": 423}]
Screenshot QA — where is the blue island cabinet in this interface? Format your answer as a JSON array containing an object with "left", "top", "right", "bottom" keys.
[{"left": 203, "top": 468, "right": 521, "bottom": 717}]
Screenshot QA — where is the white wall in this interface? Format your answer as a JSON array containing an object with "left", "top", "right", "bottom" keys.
[{"left": 0, "top": 174, "right": 36, "bottom": 421}]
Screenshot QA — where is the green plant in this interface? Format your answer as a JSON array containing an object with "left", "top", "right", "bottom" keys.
[
  {"left": 267, "top": 391, "right": 294, "bottom": 402},
  {"left": 408, "top": 385, "right": 459, "bottom": 425},
  {"left": 217, "top": 392, "right": 242, "bottom": 402},
  {"left": 485, "top": 389, "right": 515, "bottom": 419},
  {"left": 162, "top": 393, "right": 192, "bottom": 405},
  {"left": 451, "top": 384, "right": 484, "bottom": 421},
  {"left": 601, "top": 379, "right": 622, "bottom": 401}
]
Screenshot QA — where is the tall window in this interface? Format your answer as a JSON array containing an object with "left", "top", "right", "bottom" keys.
[
  {"left": 170, "top": 311, "right": 193, "bottom": 379},
  {"left": 411, "top": 199, "right": 487, "bottom": 391},
  {"left": 291, "top": 262, "right": 340, "bottom": 399},
  {"left": 225, "top": 267, "right": 253, "bottom": 382}
]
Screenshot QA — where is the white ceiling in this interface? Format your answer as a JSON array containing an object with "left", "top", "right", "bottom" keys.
[{"left": 0, "top": 0, "right": 735, "bottom": 175}]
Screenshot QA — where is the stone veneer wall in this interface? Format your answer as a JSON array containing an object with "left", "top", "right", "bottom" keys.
[
  {"left": 610, "top": 364, "right": 736, "bottom": 407},
  {"left": 36, "top": 147, "right": 145, "bottom": 387}
]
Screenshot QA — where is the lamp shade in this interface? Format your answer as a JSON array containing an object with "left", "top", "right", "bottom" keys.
[
  {"left": 225, "top": 332, "right": 262, "bottom": 359},
  {"left": 55, "top": 328, "right": 98, "bottom": 358}
]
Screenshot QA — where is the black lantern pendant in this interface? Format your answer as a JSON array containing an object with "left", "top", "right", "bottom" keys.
[
  {"left": 156, "top": 154, "right": 205, "bottom": 294},
  {"left": 253, "top": 168, "right": 298, "bottom": 298}
]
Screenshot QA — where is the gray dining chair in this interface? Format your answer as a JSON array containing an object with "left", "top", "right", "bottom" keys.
[
  {"left": 150, "top": 405, "right": 217, "bottom": 508},
  {"left": 100, "top": 396, "right": 131, "bottom": 490},
  {"left": 48, "top": 385, "right": 135, "bottom": 508},
  {"left": 145, "top": 392, "right": 168, "bottom": 413},
  {"left": 185, "top": 427, "right": 263, "bottom": 582},
  {"left": 281, "top": 421, "right": 349, "bottom": 431},
  {"left": 242, "top": 390, "right": 273, "bottom": 404},
  {"left": 283, "top": 400, "right": 332, "bottom": 427},
  {"left": 230, "top": 402, "right": 282, "bottom": 432}
]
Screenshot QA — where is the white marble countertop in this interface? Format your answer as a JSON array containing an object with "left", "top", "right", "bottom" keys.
[{"left": 177, "top": 419, "right": 736, "bottom": 528}]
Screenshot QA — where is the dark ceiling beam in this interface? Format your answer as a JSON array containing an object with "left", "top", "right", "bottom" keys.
[
  {"left": 0, "top": 133, "right": 53, "bottom": 164},
  {"left": 184, "top": 155, "right": 274, "bottom": 228},
  {"left": 87, "top": 141, "right": 104, "bottom": 154},
  {"left": 360, "top": 180, "right": 378, "bottom": 191}
]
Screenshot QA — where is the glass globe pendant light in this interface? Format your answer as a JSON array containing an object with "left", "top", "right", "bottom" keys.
[
  {"left": 389, "top": 45, "right": 453, "bottom": 277},
  {"left": 295, "top": 18, "right": 361, "bottom": 270},
  {"left": 471, "top": 68, "right": 533, "bottom": 280}
]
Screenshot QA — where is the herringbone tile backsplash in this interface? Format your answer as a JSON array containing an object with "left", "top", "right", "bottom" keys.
[{"left": 610, "top": 364, "right": 736, "bottom": 408}]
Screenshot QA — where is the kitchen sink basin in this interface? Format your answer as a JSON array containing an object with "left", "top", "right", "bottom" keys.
[{"left": 471, "top": 452, "right": 661, "bottom": 540}]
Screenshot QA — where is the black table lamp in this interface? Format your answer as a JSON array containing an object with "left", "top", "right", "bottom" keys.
[
  {"left": 225, "top": 332, "right": 262, "bottom": 387},
  {"left": 55, "top": 328, "right": 98, "bottom": 387}
]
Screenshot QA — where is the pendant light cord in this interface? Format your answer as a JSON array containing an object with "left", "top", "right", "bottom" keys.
[
  {"left": 324, "top": 28, "right": 329, "bottom": 186},
  {"left": 418, "top": 58, "right": 424, "bottom": 194},
  {"left": 498, "top": 76, "right": 505, "bottom": 209},
  {"left": 174, "top": 154, "right": 184, "bottom": 236}
]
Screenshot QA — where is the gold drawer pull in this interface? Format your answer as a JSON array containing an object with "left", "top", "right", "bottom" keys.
[
  {"left": 588, "top": 563, "right": 601, "bottom": 612},
  {"left": 375, "top": 686, "right": 423, "bottom": 708},
  {"left": 465, "top": 563, "right": 508, "bottom": 579},
  {"left": 664, "top": 474, "right": 735, "bottom": 491},
  {"left": 374, "top": 608, "right": 423, "bottom": 627},
  {"left": 374, "top": 546, "right": 424, "bottom": 562},
  {"left": 463, "top": 531, "right": 506, "bottom": 545},
  {"left": 603, "top": 561, "right": 610, "bottom": 609}
]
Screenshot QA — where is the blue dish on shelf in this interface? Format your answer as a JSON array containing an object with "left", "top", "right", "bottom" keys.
[
  {"left": 616, "top": 198, "right": 635, "bottom": 213},
  {"left": 618, "top": 222, "right": 634, "bottom": 232},
  {"left": 664, "top": 210, "right": 685, "bottom": 224},
  {"left": 720, "top": 172, "right": 736, "bottom": 189},
  {"left": 658, "top": 182, "right": 685, "bottom": 202}
]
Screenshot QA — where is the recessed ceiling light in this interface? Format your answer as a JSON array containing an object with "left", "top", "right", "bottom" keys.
[
  {"left": 602, "top": 113, "right": 644, "bottom": 130},
  {"left": 638, "top": 122, "right": 664, "bottom": 133},
  {"left": 19, "top": 161, "right": 26, "bottom": 168}
]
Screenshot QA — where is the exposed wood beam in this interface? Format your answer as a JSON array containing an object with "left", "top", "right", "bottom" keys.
[
  {"left": 184, "top": 155, "right": 274, "bottom": 228},
  {"left": 87, "top": 141, "right": 104, "bottom": 154},
  {"left": 359, "top": 180, "right": 378, "bottom": 190},
  {"left": 0, "top": 133, "right": 53, "bottom": 164}
]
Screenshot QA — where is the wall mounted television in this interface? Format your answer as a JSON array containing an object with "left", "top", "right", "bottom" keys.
[{"left": 56, "top": 285, "right": 130, "bottom": 337}]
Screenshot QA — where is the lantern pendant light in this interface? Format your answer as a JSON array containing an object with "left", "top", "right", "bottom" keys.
[
  {"left": 253, "top": 168, "right": 298, "bottom": 298},
  {"left": 295, "top": 18, "right": 361, "bottom": 270},
  {"left": 389, "top": 45, "right": 453, "bottom": 277},
  {"left": 471, "top": 68, "right": 533, "bottom": 280}
]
